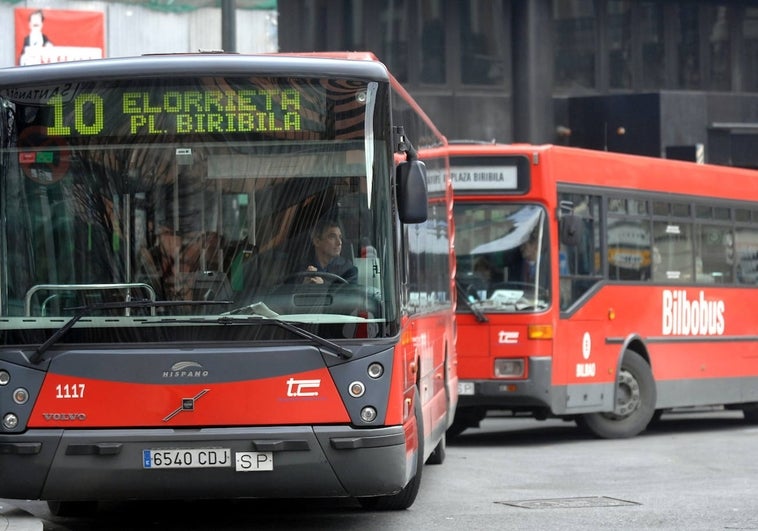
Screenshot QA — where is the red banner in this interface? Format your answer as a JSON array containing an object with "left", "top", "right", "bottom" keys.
[{"left": 15, "top": 8, "right": 105, "bottom": 66}]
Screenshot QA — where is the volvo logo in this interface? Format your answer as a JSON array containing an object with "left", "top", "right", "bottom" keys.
[
  {"left": 163, "top": 389, "right": 210, "bottom": 422},
  {"left": 42, "top": 412, "right": 86, "bottom": 421},
  {"left": 162, "top": 361, "right": 209, "bottom": 379}
]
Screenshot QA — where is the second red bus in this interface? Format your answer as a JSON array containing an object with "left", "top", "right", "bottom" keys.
[{"left": 450, "top": 142, "right": 758, "bottom": 439}]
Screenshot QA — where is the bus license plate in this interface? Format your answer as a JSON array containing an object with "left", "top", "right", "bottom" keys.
[
  {"left": 235, "top": 451, "right": 274, "bottom": 472},
  {"left": 458, "top": 381, "right": 475, "bottom": 395},
  {"left": 143, "top": 448, "right": 231, "bottom": 469}
]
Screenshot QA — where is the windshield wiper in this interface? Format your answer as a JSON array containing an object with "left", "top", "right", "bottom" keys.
[
  {"left": 456, "top": 281, "right": 488, "bottom": 323},
  {"left": 213, "top": 315, "right": 353, "bottom": 360},
  {"left": 30, "top": 299, "right": 231, "bottom": 364}
]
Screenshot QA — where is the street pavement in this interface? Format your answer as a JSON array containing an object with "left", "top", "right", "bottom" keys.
[{"left": 0, "top": 502, "right": 42, "bottom": 531}]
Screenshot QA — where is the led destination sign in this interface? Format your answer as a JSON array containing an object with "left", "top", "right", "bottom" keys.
[
  {"left": 46, "top": 87, "right": 304, "bottom": 137},
  {"left": 4, "top": 78, "right": 344, "bottom": 141}
]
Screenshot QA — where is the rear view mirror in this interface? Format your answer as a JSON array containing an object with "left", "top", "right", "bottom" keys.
[
  {"left": 560, "top": 214, "right": 583, "bottom": 246},
  {"left": 396, "top": 160, "right": 428, "bottom": 224}
]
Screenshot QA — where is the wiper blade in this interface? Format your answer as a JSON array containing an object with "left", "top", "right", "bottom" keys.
[
  {"left": 456, "top": 281, "right": 488, "bottom": 323},
  {"left": 215, "top": 315, "right": 353, "bottom": 360},
  {"left": 30, "top": 299, "right": 231, "bottom": 364}
]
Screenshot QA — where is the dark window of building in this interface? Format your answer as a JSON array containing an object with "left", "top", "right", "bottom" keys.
[
  {"left": 554, "top": 0, "right": 596, "bottom": 92},
  {"left": 745, "top": 7, "right": 758, "bottom": 92},
  {"left": 420, "top": 0, "right": 446, "bottom": 84},
  {"left": 676, "top": 4, "right": 701, "bottom": 89},
  {"left": 707, "top": 5, "right": 731, "bottom": 91},
  {"left": 377, "top": 0, "right": 409, "bottom": 83},
  {"left": 640, "top": 2, "right": 665, "bottom": 90},
  {"left": 608, "top": 1, "right": 632, "bottom": 89},
  {"left": 343, "top": 1, "right": 367, "bottom": 50},
  {"left": 459, "top": 0, "right": 506, "bottom": 85}
]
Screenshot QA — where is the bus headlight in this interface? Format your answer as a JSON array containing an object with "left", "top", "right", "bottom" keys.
[
  {"left": 3, "top": 413, "right": 18, "bottom": 430},
  {"left": 367, "top": 362, "right": 384, "bottom": 379},
  {"left": 494, "top": 358, "right": 525, "bottom": 378},
  {"left": 360, "top": 406, "right": 377, "bottom": 422},
  {"left": 0, "top": 370, "right": 10, "bottom": 385}
]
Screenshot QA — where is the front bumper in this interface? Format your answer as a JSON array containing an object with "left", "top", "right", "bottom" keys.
[{"left": 0, "top": 425, "right": 408, "bottom": 501}]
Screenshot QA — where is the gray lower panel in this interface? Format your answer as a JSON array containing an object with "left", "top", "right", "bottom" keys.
[
  {"left": 0, "top": 425, "right": 408, "bottom": 501},
  {"left": 656, "top": 376, "right": 758, "bottom": 409},
  {"left": 552, "top": 381, "right": 614, "bottom": 415},
  {"left": 554, "top": 376, "right": 758, "bottom": 415},
  {"left": 456, "top": 357, "right": 553, "bottom": 411}
]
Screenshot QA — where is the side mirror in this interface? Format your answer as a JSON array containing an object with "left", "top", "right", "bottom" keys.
[
  {"left": 560, "top": 214, "right": 583, "bottom": 246},
  {"left": 396, "top": 159, "right": 428, "bottom": 223}
]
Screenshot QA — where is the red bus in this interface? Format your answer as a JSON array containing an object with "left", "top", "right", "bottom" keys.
[
  {"left": 449, "top": 141, "right": 758, "bottom": 439},
  {"left": 0, "top": 52, "right": 456, "bottom": 513}
]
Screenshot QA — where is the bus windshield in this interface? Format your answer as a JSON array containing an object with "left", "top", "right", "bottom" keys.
[
  {"left": 454, "top": 202, "right": 550, "bottom": 311},
  {"left": 0, "top": 75, "right": 395, "bottom": 343}
]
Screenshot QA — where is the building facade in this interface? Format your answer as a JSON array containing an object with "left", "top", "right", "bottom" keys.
[
  {"left": 0, "top": 0, "right": 277, "bottom": 69},
  {"left": 278, "top": 0, "right": 758, "bottom": 168}
]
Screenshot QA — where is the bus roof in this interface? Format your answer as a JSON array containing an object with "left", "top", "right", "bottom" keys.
[
  {"left": 447, "top": 142, "right": 758, "bottom": 202},
  {"left": 0, "top": 52, "right": 391, "bottom": 87},
  {"left": 293, "top": 51, "right": 448, "bottom": 144}
]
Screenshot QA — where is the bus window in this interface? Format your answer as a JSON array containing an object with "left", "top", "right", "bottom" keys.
[
  {"left": 653, "top": 221, "right": 694, "bottom": 282},
  {"left": 695, "top": 224, "right": 733, "bottom": 283},
  {"left": 454, "top": 202, "right": 549, "bottom": 311},
  {"left": 607, "top": 217, "right": 652, "bottom": 281},
  {"left": 558, "top": 193, "right": 601, "bottom": 309},
  {"left": 735, "top": 227, "right": 758, "bottom": 284}
]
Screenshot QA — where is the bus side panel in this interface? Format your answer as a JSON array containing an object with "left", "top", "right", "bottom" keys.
[
  {"left": 559, "top": 284, "right": 758, "bottom": 412},
  {"left": 399, "top": 310, "right": 454, "bottom": 462}
]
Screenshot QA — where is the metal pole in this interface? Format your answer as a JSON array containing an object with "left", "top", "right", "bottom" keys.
[{"left": 221, "top": 0, "right": 237, "bottom": 53}]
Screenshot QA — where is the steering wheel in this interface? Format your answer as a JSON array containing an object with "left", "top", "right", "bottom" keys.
[{"left": 284, "top": 271, "right": 349, "bottom": 285}]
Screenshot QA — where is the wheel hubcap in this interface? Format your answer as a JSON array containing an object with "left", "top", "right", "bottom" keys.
[{"left": 612, "top": 368, "right": 641, "bottom": 418}]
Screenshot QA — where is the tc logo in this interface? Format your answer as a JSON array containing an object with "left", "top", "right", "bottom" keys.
[
  {"left": 286, "top": 378, "right": 320, "bottom": 397},
  {"left": 498, "top": 331, "right": 519, "bottom": 344}
]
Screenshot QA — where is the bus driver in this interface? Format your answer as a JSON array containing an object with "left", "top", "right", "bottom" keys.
[{"left": 299, "top": 219, "right": 357, "bottom": 284}]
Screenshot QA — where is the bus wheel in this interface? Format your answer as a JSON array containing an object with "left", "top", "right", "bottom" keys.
[
  {"left": 358, "top": 387, "right": 424, "bottom": 510},
  {"left": 742, "top": 404, "right": 758, "bottom": 423},
  {"left": 447, "top": 407, "right": 486, "bottom": 439},
  {"left": 576, "top": 350, "right": 656, "bottom": 439},
  {"left": 426, "top": 432, "right": 446, "bottom": 465}
]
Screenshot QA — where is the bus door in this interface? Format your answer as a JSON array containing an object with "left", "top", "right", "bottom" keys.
[{"left": 555, "top": 193, "right": 615, "bottom": 414}]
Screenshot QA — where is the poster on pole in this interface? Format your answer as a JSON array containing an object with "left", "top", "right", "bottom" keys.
[{"left": 15, "top": 8, "right": 105, "bottom": 66}]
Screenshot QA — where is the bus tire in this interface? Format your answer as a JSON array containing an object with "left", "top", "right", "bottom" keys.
[
  {"left": 447, "top": 407, "right": 486, "bottom": 439},
  {"left": 426, "top": 432, "right": 446, "bottom": 465},
  {"left": 576, "top": 350, "right": 656, "bottom": 439},
  {"left": 358, "top": 387, "right": 424, "bottom": 510},
  {"left": 427, "top": 351, "right": 449, "bottom": 465},
  {"left": 742, "top": 404, "right": 758, "bottom": 423}
]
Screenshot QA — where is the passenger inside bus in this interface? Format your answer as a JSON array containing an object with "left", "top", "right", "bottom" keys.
[
  {"left": 519, "top": 236, "right": 539, "bottom": 283},
  {"left": 139, "top": 223, "right": 225, "bottom": 301}
]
